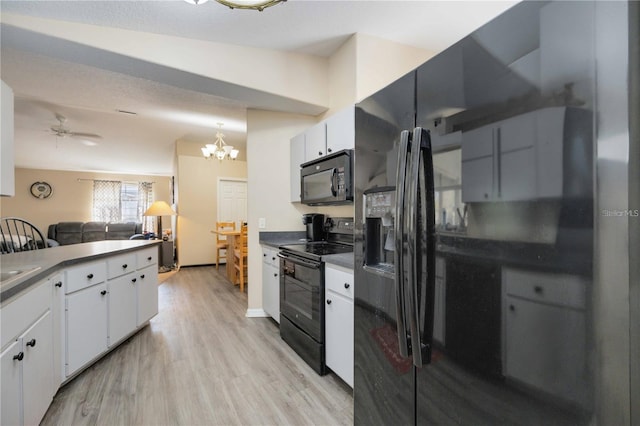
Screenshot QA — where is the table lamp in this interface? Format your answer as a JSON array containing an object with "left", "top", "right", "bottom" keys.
[{"left": 143, "top": 201, "right": 177, "bottom": 239}]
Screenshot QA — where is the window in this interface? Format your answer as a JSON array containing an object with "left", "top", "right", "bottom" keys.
[{"left": 92, "top": 180, "right": 154, "bottom": 231}]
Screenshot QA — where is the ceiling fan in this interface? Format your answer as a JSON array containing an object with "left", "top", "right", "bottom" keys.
[{"left": 50, "top": 114, "right": 102, "bottom": 146}]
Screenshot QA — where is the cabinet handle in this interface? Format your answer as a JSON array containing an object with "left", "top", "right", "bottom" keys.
[
  {"left": 263, "top": 253, "right": 267, "bottom": 257},
  {"left": 326, "top": 299, "right": 332, "bottom": 305},
  {"left": 140, "top": 274, "right": 145, "bottom": 279},
  {"left": 131, "top": 278, "right": 137, "bottom": 284},
  {"left": 344, "top": 283, "right": 350, "bottom": 289},
  {"left": 100, "top": 290, "right": 107, "bottom": 296},
  {"left": 26, "top": 339, "right": 36, "bottom": 348},
  {"left": 274, "top": 273, "right": 278, "bottom": 277},
  {"left": 272, "top": 257, "right": 276, "bottom": 261},
  {"left": 13, "top": 352, "right": 24, "bottom": 361},
  {"left": 509, "top": 304, "right": 515, "bottom": 311},
  {"left": 87, "top": 273, "right": 94, "bottom": 279},
  {"left": 484, "top": 193, "right": 489, "bottom": 199},
  {"left": 54, "top": 281, "right": 63, "bottom": 288},
  {"left": 122, "top": 264, "right": 128, "bottom": 269},
  {"left": 147, "top": 256, "right": 152, "bottom": 261},
  {"left": 534, "top": 285, "right": 543, "bottom": 294},
  {"left": 328, "top": 148, "right": 332, "bottom": 153},
  {"left": 318, "top": 151, "right": 323, "bottom": 156}
]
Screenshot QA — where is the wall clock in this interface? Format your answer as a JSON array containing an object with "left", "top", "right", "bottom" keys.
[{"left": 30, "top": 181, "right": 53, "bottom": 199}]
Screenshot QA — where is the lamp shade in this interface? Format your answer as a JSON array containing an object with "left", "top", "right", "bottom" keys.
[{"left": 144, "top": 201, "right": 177, "bottom": 217}]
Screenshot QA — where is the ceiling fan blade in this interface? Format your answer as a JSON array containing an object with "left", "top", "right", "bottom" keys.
[{"left": 70, "top": 132, "right": 102, "bottom": 139}]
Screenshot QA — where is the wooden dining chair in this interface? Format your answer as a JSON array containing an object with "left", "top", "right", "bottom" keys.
[
  {"left": 233, "top": 224, "right": 249, "bottom": 292},
  {"left": 215, "top": 221, "right": 236, "bottom": 270}
]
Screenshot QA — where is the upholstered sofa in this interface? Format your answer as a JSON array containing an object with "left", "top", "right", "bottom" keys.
[{"left": 47, "top": 221, "right": 143, "bottom": 246}]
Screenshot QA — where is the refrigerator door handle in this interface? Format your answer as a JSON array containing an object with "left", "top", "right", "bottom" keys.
[
  {"left": 407, "top": 127, "right": 436, "bottom": 368},
  {"left": 394, "top": 129, "right": 411, "bottom": 358}
]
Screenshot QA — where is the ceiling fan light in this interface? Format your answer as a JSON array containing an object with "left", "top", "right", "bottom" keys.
[
  {"left": 205, "top": 144, "right": 217, "bottom": 154},
  {"left": 230, "top": 149, "right": 239, "bottom": 159},
  {"left": 214, "top": 0, "right": 285, "bottom": 11},
  {"left": 223, "top": 145, "right": 233, "bottom": 154},
  {"left": 184, "top": 0, "right": 209, "bottom": 4},
  {"left": 201, "top": 147, "right": 211, "bottom": 157}
]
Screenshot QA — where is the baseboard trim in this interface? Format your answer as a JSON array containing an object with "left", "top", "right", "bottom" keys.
[{"left": 245, "top": 308, "right": 269, "bottom": 318}]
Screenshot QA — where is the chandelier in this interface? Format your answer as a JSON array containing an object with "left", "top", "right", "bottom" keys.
[
  {"left": 201, "top": 123, "right": 239, "bottom": 161},
  {"left": 183, "top": 0, "right": 286, "bottom": 11}
]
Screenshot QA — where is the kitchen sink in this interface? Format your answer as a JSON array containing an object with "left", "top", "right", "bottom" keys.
[{"left": 0, "top": 266, "right": 41, "bottom": 286}]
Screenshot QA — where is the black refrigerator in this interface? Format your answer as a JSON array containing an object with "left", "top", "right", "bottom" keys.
[{"left": 353, "top": 1, "right": 638, "bottom": 425}]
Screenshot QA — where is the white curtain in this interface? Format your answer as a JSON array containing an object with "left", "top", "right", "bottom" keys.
[{"left": 92, "top": 180, "right": 121, "bottom": 223}]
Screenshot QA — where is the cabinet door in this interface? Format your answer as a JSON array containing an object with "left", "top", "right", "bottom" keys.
[
  {"left": 1, "top": 340, "right": 21, "bottom": 426},
  {"left": 461, "top": 126, "right": 494, "bottom": 202},
  {"left": 290, "top": 133, "right": 305, "bottom": 202},
  {"left": 505, "top": 296, "right": 587, "bottom": 406},
  {"left": 262, "top": 262, "right": 280, "bottom": 323},
  {"left": 498, "top": 113, "right": 536, "bottom": 201},
  {"left": 22, "top": 311, "right": 54, "bottom": 426},
  {"left": 325, "top": 290, "right": 354, "bottom": 387},
  {"left": 325, "top": 105, "right": 355, "bottom": 154},
  {"left": 66, "top": 283, "right": 108, "bottom": 376},
  {"left": 304, "top": 121, "right": 326, "bottom": 162},
  {"left": 108, "top": 274, "right": 137, "bottom": 345},
  {"left": 137, "top": 265, "right": 158, "bottom": 326}
]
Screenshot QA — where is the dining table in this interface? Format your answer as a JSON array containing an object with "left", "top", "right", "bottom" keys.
[{"left": 210, "top": 228, "right": 241, "bottom": 284}]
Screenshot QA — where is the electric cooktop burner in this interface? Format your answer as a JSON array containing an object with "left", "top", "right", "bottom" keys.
[{"left": 280, "top": 242, "right": 354, "bottom": 257}]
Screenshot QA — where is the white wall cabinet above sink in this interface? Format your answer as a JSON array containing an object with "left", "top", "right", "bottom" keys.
[{"left": 461, "top": 107, "right": 590, "bottom": 202}]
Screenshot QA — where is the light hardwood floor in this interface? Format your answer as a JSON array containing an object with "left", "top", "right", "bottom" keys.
[{"left": 42, "top": 266, "right": 354, "bottom": 426}]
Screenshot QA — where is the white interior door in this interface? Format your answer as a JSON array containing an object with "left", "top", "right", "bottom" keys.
[{"left": 218, "top": 179, "right": 248, "bottom": 229}]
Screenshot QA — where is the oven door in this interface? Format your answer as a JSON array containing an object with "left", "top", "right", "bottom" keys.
[{"left": 279, "top": 252, "right": 324, "bottom": 342}]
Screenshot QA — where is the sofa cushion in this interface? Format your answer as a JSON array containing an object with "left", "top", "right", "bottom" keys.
[
  {"left": 82, "top": 222, "right": 107, "bottom": 242},
  {"left": 54, "top": 222, "right": 84, "bottom": 245},
  {"left": 106, "top": 222, "right": 138, "bottom": 240}
]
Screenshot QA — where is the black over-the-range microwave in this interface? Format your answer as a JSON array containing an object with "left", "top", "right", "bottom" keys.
[{"left": 300, "top": 149, "right": 353, "bottom": 206}]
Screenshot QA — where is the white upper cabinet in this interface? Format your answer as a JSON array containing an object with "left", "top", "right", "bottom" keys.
[
  {"left": 461, "top": 107, "right": 574, "bottom": 202},
  {"left": 325, "top": 105, "right": 355, "bottom": 155},
  {"left": 302, "top": 105, "right": 356, "bottom": 164},
  {"left": 304, "top": 121, "right": 327, "bottom": 162},
  {"left": 1, "top": 80, "right": 15, "bottom": 197}
]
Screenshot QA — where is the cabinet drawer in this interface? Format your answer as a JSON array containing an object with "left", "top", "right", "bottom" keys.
[
  {"left": 1, "top": 280, "right": 51, "bottom": 349},
  {"left": 262, "top": 247, "right": 279, "bottom": 268},
  {"left": 65, "top": 261, "right": 106, "bottom": 294},
  {"left": 504, "top": 268, "right": 587, "bottom": 309},
  {"left": 136, "top": 247, "right": 157, "bottom": 268},
  {"left": 107, "top": 253, "right": 137, "bottom": 279},
  {"left": 325, "top": 265, "right": 354, "bottom": 300}
]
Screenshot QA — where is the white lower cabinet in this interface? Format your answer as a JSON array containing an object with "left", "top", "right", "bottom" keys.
[
  {"left": 325, "top": 263, "right": 354, "bottom": 387},
  {"left": 262, "top": 246, "right": 280, "bottom": 323},
  {"left": 0, "top": 245, "right": 158, "bottom": 425},
  {"left": 503, "top": 267, "right": 588, "bottom": 407},
  {"left": 136, "top": 263, "right": 159, "bottom": 326},
  {"left": 66, "top": 282, "right": 108, "bottom": 376},
  {"left": 108, "top": 274, "right": 137, "bottom": 345},
  {"left": 1, "top": 309, "right": 54, "bottom": 426}
]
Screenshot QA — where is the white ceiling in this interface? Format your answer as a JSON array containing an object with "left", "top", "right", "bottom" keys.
[{"left": 0, "top": 0, "right": 517, "bottom": 176}]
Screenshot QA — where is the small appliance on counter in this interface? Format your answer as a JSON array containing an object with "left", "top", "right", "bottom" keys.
[{"left": 302, "top": 213, "right": 325, "bottom": 242}]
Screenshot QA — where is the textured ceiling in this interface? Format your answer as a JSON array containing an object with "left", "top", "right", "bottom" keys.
[{"left": 0, "top": 1, "right": 517, "bottom": 176}]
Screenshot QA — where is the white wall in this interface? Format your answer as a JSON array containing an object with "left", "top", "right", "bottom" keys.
[{"left": 176, "top": 147, "right": 247, "bottom": 266}]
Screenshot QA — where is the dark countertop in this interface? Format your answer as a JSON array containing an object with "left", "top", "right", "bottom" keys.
[
  {"left": 323, "top": 252, "right": 354, "bottom": 270},
  {"left": 1, "top": 240, "right": 160, "bottom": 305},
  {"left": 436, "top": 234, "right": 592, "bottom": 276},
  {"left": 259, "top": 231, "right": 307, "bottom": 248}
]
